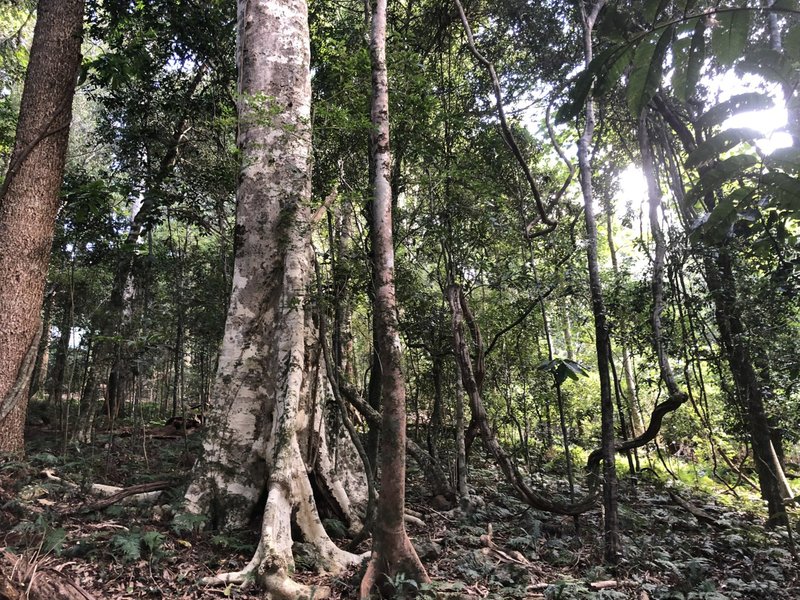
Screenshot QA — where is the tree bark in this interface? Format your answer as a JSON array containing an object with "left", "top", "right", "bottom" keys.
[
  {"left": 28, "top": 287, "right": 54, "bottom": 400},
  {"left": 576, "top": 0, "right": 620, "bottom": 564},
  {"left": 0, "top": 0, "right": 84, "bottom": 454},
  {"left": 360, "top": 0, "right": 430, "bottom": 596},
  {"left": 183, "top": 1, "right": 363, "bottom": 597}
]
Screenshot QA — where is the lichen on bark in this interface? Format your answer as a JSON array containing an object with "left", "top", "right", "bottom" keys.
[{"left": 182, "top": 0, "right": 365, "bottom": 596}]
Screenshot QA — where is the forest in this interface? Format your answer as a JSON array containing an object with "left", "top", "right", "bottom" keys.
[{"left": 0, "top": 0, "right": 798, "bottom": 598}]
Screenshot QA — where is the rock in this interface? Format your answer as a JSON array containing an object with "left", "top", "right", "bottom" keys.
[
  {"left": 414, "top": 539, "right": 443, "bottom": 560},
  {"left": 431, "top": 494, "right": 452, "bottom": 511}
]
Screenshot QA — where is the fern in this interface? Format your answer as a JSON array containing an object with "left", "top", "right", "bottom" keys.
[
  {"left": 43, "top": 527, "right": 67, "bottom": 556},
  {"left": 112, "top": 531, "right": 143, "bottom": 562},
  {"left": 141, "top": 530, "right": 165, "bottom": 556},
  {"left": 172, "top": 512, "right": 207, "bottom": 535},
  {"left": 112, "top": 529, "right": 167, "bottom": 563}
]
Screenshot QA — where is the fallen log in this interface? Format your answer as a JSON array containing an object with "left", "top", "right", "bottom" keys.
[{"left": 60, "top": 480, "right": 172, "bottom": 515}]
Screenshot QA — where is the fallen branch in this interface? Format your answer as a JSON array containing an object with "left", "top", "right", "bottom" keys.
[
  {"left": 667, "top": 490, "right": 717, "bottom": 526},
  {"left": 63, "top": 480, "right": 171, "bottom": 514}
]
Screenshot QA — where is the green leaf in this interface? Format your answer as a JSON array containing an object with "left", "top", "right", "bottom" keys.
[
  {"left": 597, "top": 5, "right": 635, "bottom": 42},
  {"left": 686, "top": 17, "right": 706, "bottom": 101},
  {"left": 685, "top": 128, "right": 760, "bottom": 168},
  {"left": 710, "top": 5, "right": 751, "bottom": 67},
  {"left": 784, "top": 23, "right": 800, "bottom": 61},
  {"left": 765, "top": 146, "right": 800, "bottom": 175},
  {"left": 556, "top": 68, "right": 596, "bottom": 124},
  {"left": 761, "top": 172, "right": 800, "bottom": 212},
  {"left": 112, "top": 532, "right": 143, "bottom": 562},
  {"left": 738, "top": 48, "right": 798, "bottom": 87},
  {"left": 686, "top": 154, "right": 758, "bottom": 201},
  {"left": 691, "top": 187, "right": 756, "bottom": 242},
  {"left": 628, "top": 26, "right": 674, "bottom": 117},
  {"left": 595, "top": 45, "right": 635, "bottom": 96},
  {"left": 536, "top": 359, "right": 556, "bottom": 371},
  {"left": 562, "top": 359, "right": 590, "bottom": 378},
  {"left": 771, "top": 0, "right": 799, "bottom": 10},
  {"left": 696, "top": 92, "right": 773, "bottom": 129},
  {"left": 556, "top": 44, "right": 629, "bottom": 123},
  {"left": 643, "top": 0, "right": 671, "bottom": 25},
  {"left": 539, "top": 358, "right": 589, "bottom": 386},
  {"left": 671, "top": 17, "right": 705, "bottom": 103},
  {"left": 43, "top": 528, "right": 67, "bottom": 555},
  {"left": 676, "top": 0, "right": 699, "bottom": 14},
  {"left": 141, "top": 530, "right": 165, "bottom": 554}
]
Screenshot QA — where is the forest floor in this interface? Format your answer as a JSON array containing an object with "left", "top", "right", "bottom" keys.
[{"left": 1, "top": 423, "right": 798, "bottom": 600}]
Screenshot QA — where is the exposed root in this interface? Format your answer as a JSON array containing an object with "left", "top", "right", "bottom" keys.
[
  {"left": 202, "top": 566, "right": 330, "bottom": 600},
  {"left": 200, "top": 544, "right": 263, "bottom": 585},
  {"left": 403, "top": 513, "right": 425, "bottom": 527},
  {"left": 263, "top": 573, "right": 330, "bottom": 600},
  {"left": 360, "top": 538, "right": 430, "bottom": 600}
]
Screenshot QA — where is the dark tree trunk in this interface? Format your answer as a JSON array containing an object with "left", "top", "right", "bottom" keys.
[
  {"left": 0, "top": 0, "right": 84, "bottom": 453},
  {"left": 651, "top": 95, "right": 788, "bottom": 528},
  {"left": 50, "top": 303, "right": 71, "bottom": 425},
  {"left": 28, "top": 288, "right": 55, "bottom": 400},
  {"left": 577, "top": 0, "right": 620, "bottom": 564},
  {"left": 706, "top": 253, "right": 787, "bottom": 526}
]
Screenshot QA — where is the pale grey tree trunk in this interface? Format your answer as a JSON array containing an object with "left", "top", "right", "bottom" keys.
[{"left": 183, "top": 1, "right": 363, "bottom": 597}]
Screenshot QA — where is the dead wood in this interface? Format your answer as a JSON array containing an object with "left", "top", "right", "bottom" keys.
[
  {"left": 667, "top": 490, "right": 717, "bottom": 526},
  {"left": 1, "top": 551, "right": 96, "bottom": 600},
  {"left": 64, "top": 480, "right": 172, "bottom": 514}
]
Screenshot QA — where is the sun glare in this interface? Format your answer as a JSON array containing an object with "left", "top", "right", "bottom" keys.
[
  {"left": 713, "top": 69, "right": 792, "bottom": 155},
  {"left": 723, "top": 106, "right": 792, "bottom": 154},
  {"left": 615, "top": 165, "right": 648, "bottom": 218}
]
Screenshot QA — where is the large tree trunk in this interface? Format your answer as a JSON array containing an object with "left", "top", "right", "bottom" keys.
[
  {"left": 182, "top": 1, "right": 363, "bottom": 598},
  {"left": 360, "top": 0, "right": 430, "bottom": 596},
  {"left": 0, "top": 0, "right": 84, "bottom": 454}
]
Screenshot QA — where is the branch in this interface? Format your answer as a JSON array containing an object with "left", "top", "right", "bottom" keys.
[
  {"left": 312, "top": 182, "right": 340, "bottom": 226},
  {"left": 453, "top": 0, "right": 556, "bottom": 237},
  {"left": 449, "top": 283, "right": 598, "bottom": 515},
  {"left": 338, "top": 379, "right": 454, "bottom": 499},
  {"left": 66, "top": 480, "right": 172, "bottom": 514},
  {"left": 586, "top": 391, "right": 687, "bottom": 476}
]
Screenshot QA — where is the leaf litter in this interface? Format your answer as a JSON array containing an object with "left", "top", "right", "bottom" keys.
[{"left": 1, "top": 426, "right": 797, "bottom": 599}]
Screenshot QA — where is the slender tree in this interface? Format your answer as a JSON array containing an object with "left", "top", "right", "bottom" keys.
[
  {"left": 0, "top": 0, "right": 84, "bottom": 454},
  {"left": 575, "top": 0, "right": 621, "bottom": 564},
  {"left": 360, "top": 0, "right": 430, "bottom": 596}
]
